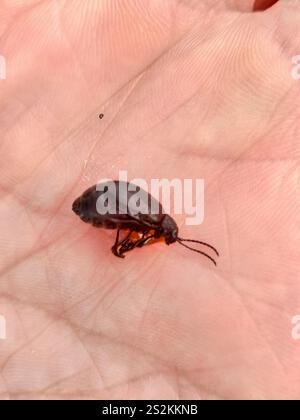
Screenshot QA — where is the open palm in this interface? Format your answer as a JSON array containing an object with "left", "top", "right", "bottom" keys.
[{"left": 1, "top": 0, "right": 299, "bottom": 399}]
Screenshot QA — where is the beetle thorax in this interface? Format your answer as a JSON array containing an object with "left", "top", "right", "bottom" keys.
[{"left": 161, "top": 215, "right": 178, "bottom": 245}]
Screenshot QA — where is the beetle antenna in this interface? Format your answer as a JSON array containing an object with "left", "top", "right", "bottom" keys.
[
  {"left": 177, "top": 237, "right": 219, "bottom": 257},
  {"left": 176, "top": 239, "right": 217, "bottom": 266}
]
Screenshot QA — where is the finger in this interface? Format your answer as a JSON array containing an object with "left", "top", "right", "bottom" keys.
[
  {"left": 224, "top": 0, "right": 277, "bottom": 12},
  {"left": 253, "top": 0, "right": 279, "bottom": 11}
]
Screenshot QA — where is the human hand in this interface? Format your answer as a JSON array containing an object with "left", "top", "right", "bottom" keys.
[{"left": 0, "top": 0, "right": 299, "bottom": 399}]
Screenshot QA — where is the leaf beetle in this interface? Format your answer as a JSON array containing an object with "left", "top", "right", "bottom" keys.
[{"left": 72, "top": 181, "right": 219, "bottom": 265}]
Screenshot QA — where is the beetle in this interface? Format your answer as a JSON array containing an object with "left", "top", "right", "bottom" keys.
[{"left": 72, "top": 181, "right": 219, "bottom": 265}]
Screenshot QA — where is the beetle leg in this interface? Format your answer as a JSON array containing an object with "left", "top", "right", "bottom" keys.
[
  {"left": 111, "top": 229, "right": 121, "bottom": 257},
  {"left": 118, "top": 231, "right": 146, "bottom": 256},
  {"left": 117, "top": 231, "right": 145, "bottom": 252},
  {"left": 113, "top": 230, "right": 156, "bottom": 257},
  {"left": 113, "top": 229, "right": 121, "bottom": 247},
  {"left": 111, "top": 230, "right": 133, "bottom": 258},
  {"left": 135, "top": 235, "right": 155, "bottom": 248},
  {"left": 119, "top": 231, "right": 148, "bottom": 253},
  {"left": 118, "top": 234, "right": 156, "bottom": 257},
  {"left": 119, "top": 241, "right": 136, "bottom": 255},
  {"left": 111, "top": 229, "right": 128, "bottom": 258}
]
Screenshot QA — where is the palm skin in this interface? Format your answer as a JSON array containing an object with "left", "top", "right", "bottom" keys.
[{"left": 0, "top": 0, "right": 300, "bottom": 399}]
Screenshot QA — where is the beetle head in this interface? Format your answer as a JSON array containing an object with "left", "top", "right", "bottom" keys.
[
  {"left": 161, "top": 215, "right": 219, "bottom": 266},
  {"left": 161, "top": 215, "right": 178, "bottom": 245},
  {"left": 72, "top": 197, "right": 81, "bottom": 215},
  {"left": 72, "top": 196, "right": 91, "bottom": 222}
]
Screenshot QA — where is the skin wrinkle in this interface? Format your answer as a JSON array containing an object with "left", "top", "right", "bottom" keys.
[
  {"left": 1, "top": 316, "right": 109, "bottom": 395},
  {"left": 0, "top": 292, "right": 174, "bottom": 371},
  {"left": 54, "top": 1, "right": 91, "bottom": 94},
  {"left": 191, "top": 366, "right": 283, "bottom": 399},
  {"left": 4, "top": 144, "right": 106, "bottom": 273},
  {"left": 188, "top": 25, "right": 299, "bottom": 159},
  {"left": 3, "top": 7, "right": 228, "bottom": 186},
  {"left": 1, "top": 311, "right": 178, "bottom": 395},
  {"left": 0, "top": 0, "right": 48, "bottom": 41},
  {"left": 198, "top": 118, "right": 297, "bottom": 198},
  {"left": 0, "top": 0, "right": 199, "bottom": 199},
  {"left": 48, "top": 230, "right": 118, "bottom": 306},
  {"left": 0, "top": 99, "right": 35, "bottom": 145},
  {"left": 55, "top": 241, "right": 122, "bottom": 311},
  {"left": 0, "top": 375, "right": 10, "bottom": 400},
  {"left": 2, "top": 8, "right": 206, "bottom": 212},
  {"left": 72, "top": 72, "right": 146, "bottom": 191},
  {"left": 174, "top": 367, "right": 182, "bottom": 400},
  {"left": 132, "top": 26, "right": 284, "bottom": 163},
  {"left": 42, "top": 369, "right": 154, "bottom": 397},
  {"left": 135, "top": 271, "right": 164, "bottom": 349},
  {"left": 53, "top": 324, "right": 172, "bottom": 375},
  {"left": 3, "top": 223, "right": 145, "bottom": 319},
  {"left": 216, "top": 178, "right": 233, "bottom": 272},
  {"left": 1, "top": 100, "right": 103, "bottom": 195},
  {"left": 181, "top": 83, "right": 297, "bottom": 164},
  {"left": 1, "top": 6, "right": 281, "bottom": 207},
  {"left": 166, "top": 369, "right": 226, "bottom": 400},
  {"left": 0, "top": 369, "right": 179, "bottom": 399},
  {"left": 65, "top": 7, "right": 231, "bottom": 185},
  {"left": 130, "top": 18, "right": 241, "bottom": 143},
  {"left": 1, "top": 0, "right": 300, "bottom": 400},
  {"left": 0, "top": 141, "right": 294, "bottom": 396},
  {"left": 0, "top": 284, "right": 287, "bottom": 399},
  {"left": 55, "top": 0, "right": 213, "bottom": 158},
  {"left": 22, "top": 203, "right": 58, "bottom": 308},
  {"left": 224, "top": 243, "right": 289, "bottom": 375},
  {"left": 76, "top": 264, "right": 166, "bottom": 356},
  {"left": 0, "top": 315, "right": 55, "bottom": 372},
  {"left": 101, "top": 254, "right": 161, "bottom": 313},
  {"left": 224, "top": 278, "right": 287, "bottom": 376},
  {"left": 0, "top": 308, "right": 284, "bottom": 399},
  {"left": 236, "top": 290, "right": 293, "bottom": 319},
  {"left": 0, "top": 218, "right": 75, "bottom": 278},
  {"left": 65, "top": 329, "right": 108, "bottom": 392},
  {"left": 136, "top": 45, "right": 299, "bottom": 164},
  {"left": 41, "top": 366, "right": 100, "bottom": 394},
  {"left": 191, "top": 267, "right": 289, "bottom": 386},
  {"left": 84, "top": 274, "right": 131, "bottom": 317},
  {"left": 0, "top": 216, "right": 104, "bottom": 307},
  {"left": 213, "top": 177, "right": 296, "bottom": 379},
  {"left": 84, "top": 271, "right": 223, "bottom": 367},
  {"left": 176, "top": 373, "right": 240, "bottom": 400},
  {"left": 277, "top": 160, "right": 300, "bottom": 198},
  {"left": 68, "top": 274, "right": 125, "bottom": 325}
]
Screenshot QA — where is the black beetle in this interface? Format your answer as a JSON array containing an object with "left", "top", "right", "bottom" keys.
[{"left": 72, "top": 181, "right": 219, "bottom": 265}]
